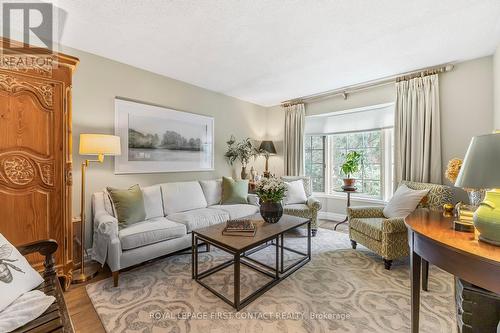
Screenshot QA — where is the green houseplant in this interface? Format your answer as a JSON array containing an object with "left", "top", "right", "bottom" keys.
[
  {"left": 255, "top": 177, "right": 287, "bottom": 223},
  {"left": 340, "top": 151, "right": 362, "bottom": 189},
  {"left": 224, "top": 135, "right": 258, "bottom": 179}
]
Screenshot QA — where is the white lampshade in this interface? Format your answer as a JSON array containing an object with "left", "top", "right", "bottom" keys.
[
  {"left": 454, "top": 133, "right": 500, "bottom": 189},
  {"left": 79, "top": 134, "right": 121, "bottom": 156}
]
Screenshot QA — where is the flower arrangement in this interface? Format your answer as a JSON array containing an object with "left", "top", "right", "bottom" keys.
[
  {"left": 445, "top": 158, "right": 463, "bottom": 183},
  {"left": 255, "top": 177, "right": 287, "bottom": 203}
]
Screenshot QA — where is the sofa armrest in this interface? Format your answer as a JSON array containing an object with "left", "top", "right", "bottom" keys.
[
  {"left": 247, "top": 194, "right": 260, "bottom": 206},
  {"left": 347, "top": 206, "right": 385, "bottom": 219},
  {"left": 307, "top": 197, "right": 322, "bottom": 210},
  {"left": 381, "top": 217, "right": 407, "bottom": 233},
  {"left": 94, "top": 212, "right": 119, "bottom": 239}
]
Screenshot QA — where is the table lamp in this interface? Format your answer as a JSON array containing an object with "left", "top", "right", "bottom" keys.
[
  {"left": 259, "top": 140, "right": 277, "bottom": 178},
  {"left": 73, "top": 134, "right": 121, "bottom": 284},
  {"left": 455, "top": 132, "right": 500, "bottom": 245}
]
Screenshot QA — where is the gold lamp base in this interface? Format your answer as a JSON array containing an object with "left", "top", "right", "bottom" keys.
[{"left": 71, "top": 264, "right": 99, "bottom": 284}]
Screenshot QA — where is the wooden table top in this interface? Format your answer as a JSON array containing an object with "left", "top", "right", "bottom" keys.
[
  {"left": 405, "top": 208, "right": 500, "bottom": 265},
  {"left": 192, "top": 214, "right": 310, "bottom": 252}
]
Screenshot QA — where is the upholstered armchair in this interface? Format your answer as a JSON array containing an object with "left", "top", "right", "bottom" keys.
[
  {"left": 348, "top": 181, "right": 454, "bottom": 269},
  {"left": 281, "top": 176, "right": 322, "bottom": 236}
]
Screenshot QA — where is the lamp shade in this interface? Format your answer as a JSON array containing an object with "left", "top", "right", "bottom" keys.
[
  {"left": 79, "top": 134, "right": 121, "bottom": 156},
  {"left": 454, "top": 133, "right": 500, "bottom": 189},
  {"left": 259, "top": 140, "right": 277, "bottom": 155}
]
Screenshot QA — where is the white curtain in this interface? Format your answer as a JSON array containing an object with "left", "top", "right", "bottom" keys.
[
  {"left": 284, "top": 103, "right": 305, "bottom": 176},
  {"left": 394, "top": 74, "right": 442, "bottom": 184}
]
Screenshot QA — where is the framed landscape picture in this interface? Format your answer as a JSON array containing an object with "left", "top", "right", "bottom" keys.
[{"left": 114, "top": 98, "right": 214, "bottom": 174}]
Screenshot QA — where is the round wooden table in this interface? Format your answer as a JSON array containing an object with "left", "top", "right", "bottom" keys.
[{"left": 405, "top": 208, "right": 500, "bottom": 333}]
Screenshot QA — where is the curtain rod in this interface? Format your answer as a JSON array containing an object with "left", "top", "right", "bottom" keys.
[{"left": 281, "top": 63, "right": 454, "bottom": 106}]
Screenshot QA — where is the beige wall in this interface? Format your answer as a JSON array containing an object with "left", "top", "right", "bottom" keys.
[
  {"left": 267, "top": 56, "right": 495, "bottom": 214},
  {"left": 494, "top": 43, "right": 500, "bottom": 130},
  {"left": 63, "top": 46, "right": 267, "bottom": 245}
]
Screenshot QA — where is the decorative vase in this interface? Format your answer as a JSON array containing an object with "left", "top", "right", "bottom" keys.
[
  {"left": 260, "top": 201, "right": 283, "bottom": 223},
  {"left": 473, "top": 190, "right": 500, "bottom": 245},
  {"left": 241, "top": 166, "right": 248, "bottom": 179}
]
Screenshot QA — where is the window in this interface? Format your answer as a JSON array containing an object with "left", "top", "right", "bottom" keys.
[
  {"left": 305, "top": 129, "right": 393, "bottom": 199},
  {"left": 304, "top": 103, "right": 395, "bottom": 200},
  {"left": 304, "top": 136, "right": 325, "bottom": 192}
]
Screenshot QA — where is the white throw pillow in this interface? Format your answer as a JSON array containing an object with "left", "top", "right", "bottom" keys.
[
  {"left": 141, "top": 185, "right": 164, "bottom": 219},
  {"left": 199, "top": 179, "right": 222, "bottom": 206},
  {"left": 0, "top": 290, "right": 55, "bottom": 332},
  {"left": 0, "top": 234, "right": 44, "bottom": 312},
  {"left": 383, "top": 185, "right": 429, "bottom": 219},
  {"left": 284, "top": 180, "right": 308, "bottom": 205}
]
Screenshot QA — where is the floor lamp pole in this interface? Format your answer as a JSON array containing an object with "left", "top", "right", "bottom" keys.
[{"left": 72, "top": 157, "right": 101, "bottom": 284}]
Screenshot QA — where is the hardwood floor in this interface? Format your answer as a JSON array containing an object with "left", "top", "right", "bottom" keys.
[{"left": 64, "top": 263, "right": 109, "bottom": 333}]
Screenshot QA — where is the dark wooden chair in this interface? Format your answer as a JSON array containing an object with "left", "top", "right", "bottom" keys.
[{"left": 12, "top": 240, "right": 74, "bottom": 333}]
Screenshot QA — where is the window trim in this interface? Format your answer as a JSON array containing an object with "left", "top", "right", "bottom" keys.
[{"left": 305, "top": 128, "right": 394, "bottom": 201}]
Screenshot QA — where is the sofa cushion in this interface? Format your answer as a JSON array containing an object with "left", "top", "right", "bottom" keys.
[
  {"left": 168, "top": 208, "right": 229, "bottom": 232},
  {"left": 349, "top": 217, "right": 384, "bottom": 241},
  {"left": 209, "top": 204, "right": 259, "bottom": 219},
  {"left": 107, "top": 184, "right": 146, "bottom": 228},
  {"left": 119, "top": 217, "right": 186, "bottom": 250},
  {"left": 141, "top": 185, "right": 164, "bottom": 219},
  {"left": 221, "top": 177, "right": 248, "bottom": 204},
  {"left": 199, "top": 179, "right": 222, "bottom": 206},
  {"left": 160, "top": 181, "right": 208, "bottom": 215}
]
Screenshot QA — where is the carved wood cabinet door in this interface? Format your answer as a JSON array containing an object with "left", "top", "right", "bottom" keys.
[{"left": 0, "top": 55, "right": 78, "bottom": 284}]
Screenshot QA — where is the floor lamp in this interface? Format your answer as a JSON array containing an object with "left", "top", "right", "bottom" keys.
[{"left": 72, "top": 134, "right": 121, "bottom": 284}]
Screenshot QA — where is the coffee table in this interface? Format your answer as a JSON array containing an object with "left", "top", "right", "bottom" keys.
[{"left": 192, "top": 214, "right": 311, "bottom": 310}]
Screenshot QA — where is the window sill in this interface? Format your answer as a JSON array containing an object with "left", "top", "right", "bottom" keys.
[{"left": 312, "top": 192, "right": 387, "bottom": 205}]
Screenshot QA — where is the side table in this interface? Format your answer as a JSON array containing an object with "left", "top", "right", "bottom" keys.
[{"left": 332, "top": 189, "right": 358, "bottom": 230}]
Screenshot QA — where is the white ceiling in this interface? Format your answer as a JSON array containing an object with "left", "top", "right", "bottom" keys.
[{"left": 47, "top": 1, "right": 500, "bottom": 106}]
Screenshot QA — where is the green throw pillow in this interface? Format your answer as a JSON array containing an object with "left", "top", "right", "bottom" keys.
[
  {"left": 106, "top": 184, "right": 146, "bottom": 228},
  {"left": 221, "top": 177, "right": 248, "bottom": 204}
]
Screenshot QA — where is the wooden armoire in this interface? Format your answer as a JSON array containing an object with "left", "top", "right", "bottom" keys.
[{"left": 0, "top": 38, "right": 78, "bottom": 286}]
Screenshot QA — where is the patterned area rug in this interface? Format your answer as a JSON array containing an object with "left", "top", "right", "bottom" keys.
[{"left": 86, "top": 228, "right": 456, "bottom": 333}]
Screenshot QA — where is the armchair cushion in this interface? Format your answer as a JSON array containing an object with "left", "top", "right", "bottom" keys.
[
  {"left": 383, "top": 184, "right": 429, "bottom": 218},
  {"left": 284, "top": 180, "right": 307, "bottom": 204},
  {"left": 349, "top": 217, "right": 384, "bottom": 241},
  {"left": 281, "top": 176, "right": 312, "bottom": 197}
]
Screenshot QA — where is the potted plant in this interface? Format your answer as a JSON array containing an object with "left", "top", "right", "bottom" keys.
[
  {"left": 340, "top": 151, "right": 362, "bottom": 189},
  {"left": 224, "top": 135, "right": 258, "bottom": 179},
  {"left": 255, "top": 177, "right": 287, "bottom": 223}
]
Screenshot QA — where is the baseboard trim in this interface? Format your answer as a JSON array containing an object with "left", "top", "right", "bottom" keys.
[{"left": 318, "top": 211, "right": 346, "bottom": 221}]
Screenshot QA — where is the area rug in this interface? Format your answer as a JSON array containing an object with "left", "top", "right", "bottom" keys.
[{"left": 86, "top": 228, "right": 456, "bottom": 333}]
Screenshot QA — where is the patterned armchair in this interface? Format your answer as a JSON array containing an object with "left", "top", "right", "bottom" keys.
[
  {"left": 348, "top": 181, "right": 454, "bottom": 269},
  {"left": 281, "top": 176, "right": 322, "bottom": 236}
]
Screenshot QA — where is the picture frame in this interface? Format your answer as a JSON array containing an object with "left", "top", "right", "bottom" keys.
[{"left": 114, "top": 98, "right": 214, "bottom": 174}]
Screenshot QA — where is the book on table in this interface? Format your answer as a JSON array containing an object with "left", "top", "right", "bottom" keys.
[{"left": 222, "top": 219, "right": 256, "bottom": 237}]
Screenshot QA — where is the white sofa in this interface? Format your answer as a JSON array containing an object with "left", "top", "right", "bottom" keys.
[{"left": 91, "top": 179, "right": 259, "bottom": 286}]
